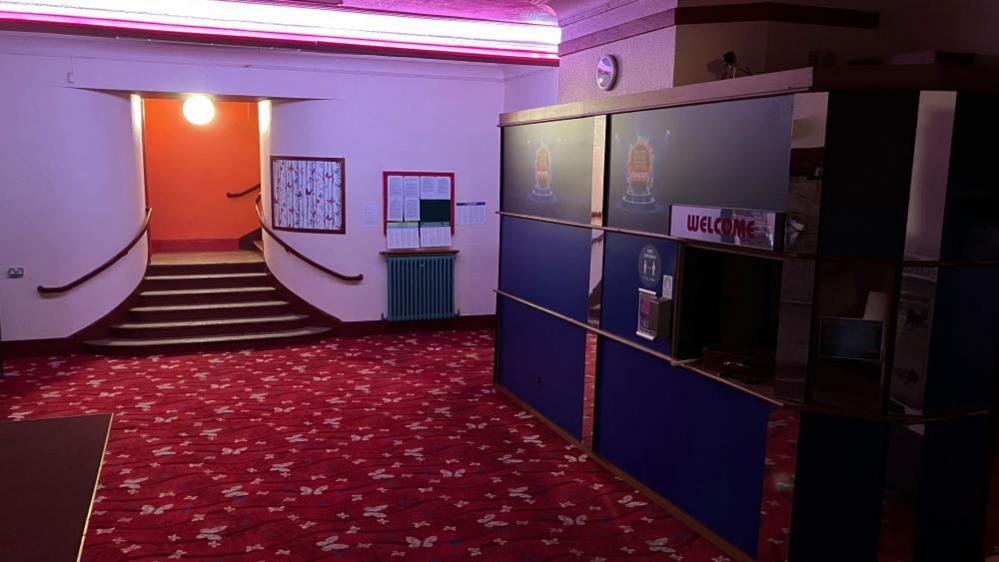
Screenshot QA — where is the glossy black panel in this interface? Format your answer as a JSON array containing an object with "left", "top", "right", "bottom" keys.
[
  {"left": 789, "top": 413, "right": 888, "bottom": 562},
  {"left": 817, "top": 92, "right": 920, "bottom": 260},
  {"left": 924, "top": 266, "right": 999, "bottom": 414},
  {"left": 912, "top": 417, "right": 991, "bottom": 562},
  {"left": 940, "top": 93, "right": 999, "bottom": 262}
]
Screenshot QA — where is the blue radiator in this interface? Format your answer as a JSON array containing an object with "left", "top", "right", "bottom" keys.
[{"left": 386, "top": 255, "right": 456, "bottom": 321}]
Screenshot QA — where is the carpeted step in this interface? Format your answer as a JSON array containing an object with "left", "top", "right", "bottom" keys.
[
  {"left": 143, "top": 272, "right": 271, "bottom": 290},
  {"left": 129, "top": 300, "right": 292, "bottom": 322},
  {"left": 147, "top": 255, "right": 266, "bottom": 276},
  {"left": 85, "top": 326, "right": 331, "bottom": 355},
  {"left": 139, "top": 286, "right": 278, "bottom": 306},
  {"left": 109, "top": 314, "right": 310, "bottom": 339}
]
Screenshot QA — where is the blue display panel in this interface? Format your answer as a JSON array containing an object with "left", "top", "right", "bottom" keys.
[
  {"left": 600, "top": 232, "right": 678, "bottom": 355},
  {"left": 499, "top": 216, "right": 592, "bottom": 323},
  {"left": 594, "top": 339, "right": 771, "bottom": 555},
  {"left": 606, "top": 96, "right": 794, "bottom": 234},
  {"left": 502, "top": 118, "right": 595, "bottom": 223},
  {"left": 496, "top": 298, "right": 586, "bottom": 439}
]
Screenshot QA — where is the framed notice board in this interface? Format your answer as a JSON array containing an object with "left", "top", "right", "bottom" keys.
[{"left": 382, "top": 171, "right": 455, "bottom": 249}]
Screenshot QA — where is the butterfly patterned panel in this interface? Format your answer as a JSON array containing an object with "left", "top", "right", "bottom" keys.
[{"left": 271, "top": 156, "right": 346, "bottom": 233}]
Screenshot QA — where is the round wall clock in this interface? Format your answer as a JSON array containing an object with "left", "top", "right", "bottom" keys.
[{"left": 596, "top": 55, "right": 619, "bottom": 91}]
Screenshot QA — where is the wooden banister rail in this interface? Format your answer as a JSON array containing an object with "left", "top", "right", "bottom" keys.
[
  {"left": 254, "top": 196, "right": 363, "bottom": 283},
  {"left": 37, "top": 208, "right": 152, "bottom": 295},
  {"left": 226, "top": 183, "right": 261, "bottom": 198}
]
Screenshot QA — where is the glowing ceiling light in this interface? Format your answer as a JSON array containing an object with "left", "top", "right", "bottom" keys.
[
  {"left": 0, "top": 0, "right": 560, "bottom": 63},
  {"left": 183, "top": 95, "right": 215, "bottom": 126}
]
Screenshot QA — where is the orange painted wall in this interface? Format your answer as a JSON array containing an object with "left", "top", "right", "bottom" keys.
[{"left": 143, "top": 98, "right": 260, "bottom": 248}]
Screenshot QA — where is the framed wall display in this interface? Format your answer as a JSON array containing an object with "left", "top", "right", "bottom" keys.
[
  {"left": 271, "top": 156, "right": 346, "bottom": 234},
  {"left": 382, "top": 171, "right": 455, "bottom": 249}
]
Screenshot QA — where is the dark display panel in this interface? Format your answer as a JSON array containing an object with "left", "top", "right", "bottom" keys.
[
  {"left": 606, "top": 96, "right": 794, "bottom": 234},
  {"left": 986, "top": 429, "right": 999, "bottom": 559},
  {"left": 817, "top": 92, "right": 920, "bottom": 260},
  {"left": 911, "top": 416, "right": 992, "bottom": 562},
  {"left": 501, "top": 118, "right": 596, "bottom": 223},
  {"left": 789, "top": 413, "right": 889, "bottom": 562},
  {"left": 940, "top": 93, "right": 999, "bottom": 262}
]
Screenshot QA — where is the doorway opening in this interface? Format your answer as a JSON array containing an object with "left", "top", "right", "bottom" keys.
[{"left": 142, "top": 96, "right": 262, "bottom": 256}]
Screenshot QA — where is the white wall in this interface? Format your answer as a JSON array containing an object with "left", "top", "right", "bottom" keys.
[
  {"left": 260, "top": 79, "right": 503, "bottom": 322},
  {"left": 503, "top": 66, "right": 559, "bottom": 112},
  {"left": 0, "top": 49, "right": 147, "bottom": 341},
  {"left": 0, "top": 31, "right": 555, "bottom": 338}
]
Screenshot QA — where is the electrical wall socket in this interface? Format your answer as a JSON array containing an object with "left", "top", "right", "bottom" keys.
[{"left": 7, "top": 267, "right": 24, "bottom": 278}]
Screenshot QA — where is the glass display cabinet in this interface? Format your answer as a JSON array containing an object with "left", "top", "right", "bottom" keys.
[{"left": 496, "top": 68, "right": 999, "bottom": 562}]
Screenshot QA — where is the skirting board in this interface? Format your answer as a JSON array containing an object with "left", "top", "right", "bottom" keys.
[
  {"left": 494, "top": 383, "right": 756, "bottom": 562},
  {"left": 330, "top": 315, "right": 497, "bottom": 338}
]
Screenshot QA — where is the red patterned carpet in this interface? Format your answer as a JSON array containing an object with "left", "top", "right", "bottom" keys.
[{"left": 0, "top": 330, "right": 731, "bottom": 562}]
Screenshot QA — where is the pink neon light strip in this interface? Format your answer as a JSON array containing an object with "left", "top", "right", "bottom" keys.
[{"left": 0, "top": 10, "right": 559, "bottom": 62}]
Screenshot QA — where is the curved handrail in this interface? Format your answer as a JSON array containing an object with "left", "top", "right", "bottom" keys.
[
  {"left": 38, "top": 208, "right": 152, "bottom": 295},
  {"left": 254, "top": 196, "right": 363, "bottom": 283},
  {"left": 226, "top": 183, "right": 261, "bottom": 198}
]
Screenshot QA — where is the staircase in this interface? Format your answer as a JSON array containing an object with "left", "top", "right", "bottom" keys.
[{"left": 86, "top": 251, "right": 331, "bottom": 354}]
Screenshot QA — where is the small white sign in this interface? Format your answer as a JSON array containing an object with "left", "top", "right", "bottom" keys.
[
  {"left": 361, "top": 204, "right": 380, "bottom": 228},
  {"left": 456, "top": 201, "right": 486, "bottom": 225}
]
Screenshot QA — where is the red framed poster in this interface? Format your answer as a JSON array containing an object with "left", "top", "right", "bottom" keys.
[{"left": 382, "top": 171, "right": 455, "bottom": 236}]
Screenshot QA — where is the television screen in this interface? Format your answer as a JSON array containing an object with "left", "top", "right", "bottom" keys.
[{"left": 818, "top": 317, "right": 884, "bottom": 362}]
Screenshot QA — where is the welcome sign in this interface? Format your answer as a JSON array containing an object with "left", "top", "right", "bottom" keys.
[{"left": 669, "top": 204, "right": 784, "bottom": 251}]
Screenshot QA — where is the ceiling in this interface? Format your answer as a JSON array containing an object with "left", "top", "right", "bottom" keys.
[
  {"left": 0, "top": 0, "right": 617, "bottom": 64},
  {"left": 238, "top": 0, "right": 558, "bottom": 25}
]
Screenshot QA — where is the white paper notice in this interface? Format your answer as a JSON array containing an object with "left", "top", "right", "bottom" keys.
[
  {"left": 420, "top": 176, "right": 437, "bottom": 200},
  {"left": 420, "top": 222, "right": 452, "bottom": 248},
  {"left": 387, "top": 222, "right": 420, "bottom": 249},
  {"left": 434, "top": 176, "right": 452, "bottom": 200},
  {"left": 456, "top": 201, "right": 486, "bottom": 225},
  {"left": 418, "top": 176, "right": 451, "bottom": 200},
  {"left": 361, "top": 203, "right": 379, "bottom": 227},
  {"left": 386, "top": 175, "right": 404, "bottom": 222},
  {"left": 403, "top": 176, "right": 421, "bottom": 221}
]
